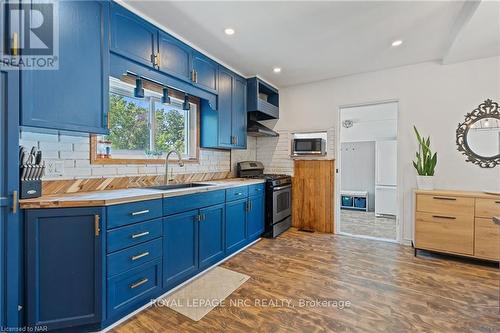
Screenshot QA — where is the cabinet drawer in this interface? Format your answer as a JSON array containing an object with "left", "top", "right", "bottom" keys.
[
  {"left": 108, "top": 238, "right": 162, "bottom": 277},
  {"left": 474, "top": 218, "right": 500, "bottom": 261},
  {"left": 248, "top": 183, "right": 265, "bottom": 197},
  {"left": 163, "top": 190, "right": 225, "bottom": 216},
  {"left": 107, "top": 199, "right": 163, "bottom": 229},
  {"left": 107, "top": 259, "right": 162, "bottom": 318},
  {"left": 226, "top": 186, "right": 248, "bottom": 202},
  {"left": 107, "top": 218, "right": 162, "bottom": 253},
  {"left": 415, "top": 212, "right": 473, "bottom": 255},
  {"left": 475, "top": 198, "right": 500, "bottom": 219},
  {"left": 416, "top": 194, "right": 474, "bottom": 217}
]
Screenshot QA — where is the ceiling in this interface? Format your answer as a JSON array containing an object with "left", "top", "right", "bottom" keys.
[{"left": 122, "top": 1, "right": 500, "bottom": 88}]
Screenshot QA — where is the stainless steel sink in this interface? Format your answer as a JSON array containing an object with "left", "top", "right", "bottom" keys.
[{"left": 148, "top": 183, "right": 214, "bottom": 191}]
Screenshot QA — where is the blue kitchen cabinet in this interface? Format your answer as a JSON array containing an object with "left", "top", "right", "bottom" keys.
[
  {"left": 225, "top": 199, "right": 248, "bottom": 255},
  {"left": 198, "top": 204, "right": 225, "bottom": 270},
  {"left": 247, "top": 194, "right": 265, "bottom": 241},
  {"left": 163, "top": 210, "right": 199, "bottom": 289},
  {"left": 216, "top": 67, "right": 234, "bottom": 147},
  {"left": 21, "top": 0, "right": 110, "bottom": 134},
  {"left": 232, "top": 75, "right": 248, "bottom": 149},
  {"left": 192, "top": 51, "right": 218, "bottom": 94},
  {"left": 25, "top": 207, "right": 105, "bottom": 331},
  {"left": 158, "top": 31, "right": 192, "bottom": 82},
  {"left": 110, "top": 2, "right": 157, "bottom": 68}
]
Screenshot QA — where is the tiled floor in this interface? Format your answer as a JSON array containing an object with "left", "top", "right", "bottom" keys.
[{"left": 340, "top": 209, "right": 397, "bottom": 240}]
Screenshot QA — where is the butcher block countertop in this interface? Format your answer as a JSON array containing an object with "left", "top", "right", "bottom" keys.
[{"left": 20, "top": 178, "right": 265, "bottom": 209}]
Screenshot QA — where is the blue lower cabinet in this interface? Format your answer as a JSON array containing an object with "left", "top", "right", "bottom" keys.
[
  {"left": 107, "top": 259, "right": 162, "bottom": 320},
  {"left": 225, "top": 199, "right": 247, "bottom": 255},
  {"left": 107, "top": 238, "right": 162, "bottom": 277},
  {"left": 247, "top": 194, "right": 265, "bottom": 241},
  {"left": 199, "top": 204, "right": 225, "bottom": 270},
  {"left": 163, "top": 210, "right": 199, "bottom": 289},
  {"left": 107, "top": 218, "right": 162, "bottom": 253},
  {"left": 25, "top": 208, "right": 106, "bottom": 331}
]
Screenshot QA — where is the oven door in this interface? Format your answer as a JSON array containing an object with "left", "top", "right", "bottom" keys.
[{"left": 272, "top": 184, "right": 292, "bottom": 223}]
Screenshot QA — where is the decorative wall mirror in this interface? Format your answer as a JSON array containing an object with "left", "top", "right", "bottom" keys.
[{"left": 456, "top": 99, "right": 500, "bottom": 168}]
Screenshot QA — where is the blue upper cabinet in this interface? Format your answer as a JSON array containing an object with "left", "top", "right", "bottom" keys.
[
  {"left": 232, "top": 75, "right": 247, "bottom": 149},
  {"left": 158, "top": 31, "right": 192, "bottom": 82},
  {"left": 21, "top": 0, "right": 110, "bottom": 134},
  {"left": 25, "top": 207, "right": 105, "bottom": 331},
  {"left": 216, "top": 67, "right": 234, "bottom": 148},
  {"left": 110, "top": 2, "right": 157, "bottom": 68},
  {"left": 192, "top": 52, "right": 218, "bottom": 94}
]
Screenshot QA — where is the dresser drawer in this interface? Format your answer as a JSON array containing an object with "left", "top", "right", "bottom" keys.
[
  {"left": 415, "top": 212, "right": 473, "bottom": 255},
  {"left": 108, "top": 238, "right": 162, "bottom": 277},
  {"left": 475, "top": 198, "right": 500, "bottom": 219},
  {"left": 416, "top": 194, "right": 474, "bottom": 217},
  {"left": 107, "top": 199, "right": 163, "bottom": 229},
  {"left": 226, "top": 186, "right": 248, "bottom": 202},
  {"left": 107, "top": 218, "right": 162, "bottom": 253},
  {"left": 474, "top": 218, "right": 500, "bottom": 261},
  {"left": 163, "top": 190, "right": 225, "bottom": 216},
  {"left": 248, "top": 183, "right": 265, "bottom": 197},
  {"left": 107, "top": 259, "right": 162, "bottom": 318}
]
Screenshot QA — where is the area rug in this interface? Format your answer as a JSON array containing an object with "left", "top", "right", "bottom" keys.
[{"left": 161, "top": 266, "right": 250, "bottom": 321}]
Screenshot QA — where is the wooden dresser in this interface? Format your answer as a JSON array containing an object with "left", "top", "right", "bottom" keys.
[{"left": 414, "top": 189, "right": 500, "bottom": 261}]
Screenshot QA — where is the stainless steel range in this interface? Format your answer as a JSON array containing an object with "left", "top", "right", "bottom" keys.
[{"left": 237, "top": 161, "right": 292, "bottom": 238}]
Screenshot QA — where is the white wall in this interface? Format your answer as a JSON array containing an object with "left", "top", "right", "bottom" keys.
[{"left": 270, "top": 56, "right": 500, "bottom": 243}]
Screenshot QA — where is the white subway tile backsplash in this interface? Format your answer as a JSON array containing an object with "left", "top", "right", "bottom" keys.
[{"left": 60, "top": 151, "right": 89, "bottom": 160}]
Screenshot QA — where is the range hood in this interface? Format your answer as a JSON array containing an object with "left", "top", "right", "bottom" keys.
[{"left": 247, "top": 120, "right": 279, "bottom": 137}]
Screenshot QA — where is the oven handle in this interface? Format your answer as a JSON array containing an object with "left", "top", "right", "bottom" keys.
[{"left": 273, "top": 184, "right": 291, "bottom": 191}]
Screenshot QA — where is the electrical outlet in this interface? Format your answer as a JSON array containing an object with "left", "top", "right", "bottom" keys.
[{"left": 45, "top": 160, "right": 64, "bottom": 177}]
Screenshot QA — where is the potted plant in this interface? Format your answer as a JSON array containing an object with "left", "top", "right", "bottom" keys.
[{"left": 412, "top": 126, "right": 437, "bottom": 190}]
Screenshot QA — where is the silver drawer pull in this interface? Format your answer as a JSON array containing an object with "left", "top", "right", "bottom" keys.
[
  {"left": 235, "top": 192, "right": 243, "bottom": 196},
  {"left": 432, "top": 215, "right": 457, "bottom": 220},
  {"left": 432, "top": 196, "right": 456, "bottom": 201},
  {"left": 131, "top": 209, "right": 150, "bottom": 216},
  {"left": 130, "top": 278, "right": 148, "bottom": 289},
  {"left": 131, "top": 252, "right": 150, "bottom": 261},
  {"left": 131, "top": 231, "right": 150, "bottom": 239}
]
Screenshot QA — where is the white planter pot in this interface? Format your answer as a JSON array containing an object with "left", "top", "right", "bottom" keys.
[{"left": 416, "top": 176, "right": 434, "bottom": 190}]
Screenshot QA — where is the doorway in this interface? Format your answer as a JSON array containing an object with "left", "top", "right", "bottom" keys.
[{"left": 336, "top": 101, "right": 399, "bottom": 242}]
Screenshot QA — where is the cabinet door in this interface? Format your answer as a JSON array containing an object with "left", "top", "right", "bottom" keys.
[
  {"left": 225, "top": 199, "right": 247, "bottom": 254},
  {"left": 25, "top": 208, "right": 105, "bottom": 331},
  {"left": 158, "top": 32, "right": 191, "bottom": 82},
  {"left": 111, "top": 2, "right": 156, "bottom": 68},
  {"left": 22, "top": 1, "right": 109, "bottom": 133},
  {"left": 217, "top": 68, "right": 233, "bottom": 147},
  {"left": 163, "top": 210, "right": 199, "bottom": 289},
  {"left": 247, "top": 195, "right": 265, "bottom": 241},
  {"left": 199, "top": 204, "right": 225, "bottom": 270},
  {"left": 192, "top": 52, "right": 218, "bottom": 93},
  {"left": 232, "top": 75, "right": 247, "bottom": 149}
]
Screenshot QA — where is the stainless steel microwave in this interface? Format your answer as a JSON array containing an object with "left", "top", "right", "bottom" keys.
[{"left": 291, "top": 138, "right": 326, "bottom": 156}]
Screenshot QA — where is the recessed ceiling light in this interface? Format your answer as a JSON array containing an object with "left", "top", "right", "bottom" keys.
[
  {"left": 224, "top": 28, "right": 235, "bottom": 35},
  {"left": 391, "top": 40, "right": 403, "bottom": 47},
  {"left": 273, "top": 67, "right": 281, "bottom": 73}
]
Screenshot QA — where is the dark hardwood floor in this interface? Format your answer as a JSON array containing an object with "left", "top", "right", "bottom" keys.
[{"left": 111, "top": 229, "right": 499, "bottom": 333}]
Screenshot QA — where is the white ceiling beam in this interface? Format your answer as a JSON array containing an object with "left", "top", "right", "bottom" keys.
[{"left": 441, "top": 0, "right": 481, "bottom": 65}]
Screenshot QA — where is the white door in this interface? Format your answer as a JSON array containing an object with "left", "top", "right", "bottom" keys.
[{"left": 376, "top": 140, "right": 397, "bottom": 186}]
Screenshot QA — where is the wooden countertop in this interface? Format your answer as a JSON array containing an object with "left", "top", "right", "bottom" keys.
[
  {"left": 20, "top": 178, "right": 265, "bottom": 209},
  {"left": 414, "top": 189, "right": 500, "bottom": 199}
]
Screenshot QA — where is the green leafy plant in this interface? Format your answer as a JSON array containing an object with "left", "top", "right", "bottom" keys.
[{"left": 412, "top": 126, "right": 437, "bottom": 176}]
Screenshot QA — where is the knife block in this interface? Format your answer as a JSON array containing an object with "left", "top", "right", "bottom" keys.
[{"left": 20, "top": 180, "right": 42, "bottom": 199}]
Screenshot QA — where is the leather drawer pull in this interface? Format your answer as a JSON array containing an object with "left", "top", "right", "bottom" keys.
[
  {"left": 432, "top": 215, "right": 457, "bottom": 220},
  {"left": 130, "top": 278, "right": 148, "bottom": 289},
  {"left": 433, "top": 196, "right": 457, "bottom": 201},
  {"left": 131, "top": 231, "right": 150, "bottom": 239},
  {"left": 131, "top": 252, "right": 150, "bottom": 261},
  {"left": 131, "top": 209, "right": 150, "bottom": 216},
  {"left": 495, "top": 201, "right": 500, "bottom": 204}
]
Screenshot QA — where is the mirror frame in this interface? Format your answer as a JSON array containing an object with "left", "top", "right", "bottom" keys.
[{"left": 456, "top": 99, "right": 500, "bottom": 168}]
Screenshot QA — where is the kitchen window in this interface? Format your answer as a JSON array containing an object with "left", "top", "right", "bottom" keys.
[{"left": 91, "top": 78, "right": 199, "bottom": 164}]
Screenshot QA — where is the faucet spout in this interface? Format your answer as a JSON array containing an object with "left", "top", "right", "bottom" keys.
[{"left": 164, "top": 150, "right": 184, "bottom": 185}]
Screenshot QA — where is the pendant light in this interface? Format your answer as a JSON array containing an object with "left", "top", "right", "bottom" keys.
[
  {"left": 134, "top": 78, "right": 144, "bottom": 98},
  {"left": 182, "top": 94, "right": 191, "bottom": 111},
  {"left": 161, "top": 87, "right": 171, "bottom": 104}
]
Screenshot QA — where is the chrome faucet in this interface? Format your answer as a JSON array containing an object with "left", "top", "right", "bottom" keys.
[{"left": 164, "top": 150, "right": 184, "bottom": 185}]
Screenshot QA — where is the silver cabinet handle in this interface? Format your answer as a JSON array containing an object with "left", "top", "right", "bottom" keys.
[
  {"left": 130, "top": 278, "right": 148, "bottom": 289},
  {"left": 432, "top": 215, "right": 457, "bottom": 220},
  {"left": 235, "top": 192, "right": 243, "bottom": 196},
  {"left": 131, "top": 231, "right": 150, "bottom": 239},
  {"left": 131, "top": 209, "right": 150, "bottom": 216},
  {"left": 131, "top": 252, "right": 150, "bottom": 261}
]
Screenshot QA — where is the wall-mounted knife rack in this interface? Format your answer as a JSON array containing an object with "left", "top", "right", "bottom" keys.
[{"left": 19, "top": 146, "right": 44, "bottom": 199}]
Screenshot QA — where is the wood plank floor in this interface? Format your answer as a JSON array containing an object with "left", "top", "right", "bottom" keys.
[{"left": 111, "top": 229, "right": 499, "bottom": 333}]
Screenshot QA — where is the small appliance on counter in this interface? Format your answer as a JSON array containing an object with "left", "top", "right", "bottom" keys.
[
  {"left": 237, "top": 161, "right": 292, "bottom": 238},
  {"left": 19, "top": 146, "right": 45, "bottom": 199}
]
